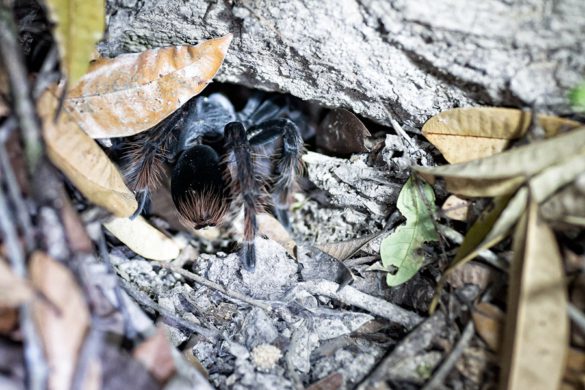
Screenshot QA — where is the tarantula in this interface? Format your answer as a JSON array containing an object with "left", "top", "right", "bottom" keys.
[{"left": 114, "top": 93, "right": 304, "bottom": 271}]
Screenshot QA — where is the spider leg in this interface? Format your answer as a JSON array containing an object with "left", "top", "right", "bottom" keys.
[
  {"left": 224, "top": 122, "right": 262, "bottom": 271},
  {"left": 116, "top": 106, "right": 185, "bottom": 217},
  {"left": 238, "top": 94, "right": 289, "bottom": 127},
  {"left": 248, "top": 118, "right": 303, "bottom": 229}
]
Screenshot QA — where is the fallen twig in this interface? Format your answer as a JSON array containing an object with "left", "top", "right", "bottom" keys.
[
  {"left": 98, "top": 228, "right": 138, "bottom": 340},
  {"left": 356, "top": 312, "right": 445, "bottom": 389},
  {"left": 0, "top": 118, "right": 35, "bottom": 251},
  {"left": 0, "top": 3, "right": 43, "bottom": 170},
  {"left": 156, "top": 262, "right": 274, "bottom": 312},
  {"left": 0, "top": 183, "right": 47, "bottom": 390},
  {"left": 344, "top": 255, "right": 379, "bottom": 267},
  {"left": 439, "top": 225, "right": 508, "bottom": 272},
  {"left": 292, "top": 280, "right": 422, "bottom": 329},
  {"left": 119, "top": 279, "right": 219, "bottom": 340},
  {"left": 421, "top": 320, "right": 475, "bottom": 390},
  {"left": 568, "top": 303, "right": 585, "bottom": 333},
  {"left": 70, "top": 326, "right": 103, "bottom": 390}
]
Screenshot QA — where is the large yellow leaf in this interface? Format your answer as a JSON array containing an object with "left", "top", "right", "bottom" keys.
[
  {"left": 30, "top": 252, "right": 90, "bottom": 390},
  {"left": 500, "top": 201, "right": 568, "bottom": 390},
  {"left": 415, "top": 127, "right": 585, "bottom": 197},
  {"left": 422, "top": 107, "right": 581, "bottom": 163},
  {"left": 37, "top": 88, "right": 137, "bottom": 217},
  {"left": 65, "top": 34, "right": 232, "bottom": 138},
  {"left": 44, "top": 0, "right": 105, "bottom": 86}
]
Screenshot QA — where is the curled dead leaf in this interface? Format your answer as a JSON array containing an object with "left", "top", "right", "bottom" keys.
[
  {"left": 441, "top": 195, "right": 470, "bottom": 221},
  {"left": 37, "top": 87, "right": 137, "bottom": 217},
  {"left": 30, "top": 251, "right": 90, "bottom": 390},
  {"left": 317, "top": 108, "right": 371, "bottom": 154},
  {"left": 103, "top": 216, "right": 180, "bottom": 261},
  {"left": 65, "top": 34, "right": 232, "bottom": 138},
  {"left": 133, "top": 327, "right": 176, "bottom": 384},
  {"left": 422, "top": 107, "right": 581, "bottom": 163},
  {"left": 472, "top": 302, "right": 504, "bottom": 352}
]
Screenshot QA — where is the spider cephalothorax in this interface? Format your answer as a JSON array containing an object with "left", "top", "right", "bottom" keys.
[{"left": 115, "top": 93, "right": 304, "bottom": 270}]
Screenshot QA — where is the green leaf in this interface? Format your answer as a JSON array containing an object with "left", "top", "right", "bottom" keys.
[
  {"left": 569, "top": 83, "right": 585, "bottom": 112},
  {"left": 380, "top": 177, "right": 439, "bottom": 287},
  {"left": 44, "top": 0, "right": 105, "bottom": 86}
]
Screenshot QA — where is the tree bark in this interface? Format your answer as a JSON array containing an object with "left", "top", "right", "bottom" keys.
[{"left": 100, "top": 0, "right": 585, "bottom": 127}]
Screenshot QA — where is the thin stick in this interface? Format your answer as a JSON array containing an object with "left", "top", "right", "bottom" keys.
[
  {"left": 0, "top": 184, "right": 47, "bottom": 390},
  {"left": 421, "top": 320, "right": 475, "bottom": 390},
  {"left": 119, "top": 279, "right": 219, "bottom": 340},
  {"left": 439, "top": 224, "right": 508, "bottom": 272},
  {"left": 344, "top": 255, "right": 379, "bottom": 267},
  {"left": 97, "top": 228, "right": 138, "bottom": 340},
  {"left": 356, "top": 312, "right": 446, "bottom": 390},
  {"left": 70, "top": 326, "right": 103, "bottom": 390},
  {"left": 0, "top": 118, "right": 35, "bottom": 251},
  {"left": 156, "top": 262, "right": 274, "bottom": 312},
  {"left": 293, "top": 280, "right": 422, "bottom": 329},
  {"left": 0, "top": 3, "right": 43, "bottom": 170},
  {"left": 568, "top": 303, "right": 585, "bottom": 333}
]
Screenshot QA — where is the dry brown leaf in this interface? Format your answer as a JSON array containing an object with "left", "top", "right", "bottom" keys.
[
  {"left": 0, "top": 62, "right": 9, "bottom": 116},
  {"left": 441, "top": 195, "right": 470, "bottom": 221},
  {"left": 0, "top": 258, "right": 34, "bottom": 307},
  {"left": 0, "top": 307, "right": 18, "bottom": 335},
  {"left": 306, "top": 372, "right": 344, "bottom": 390},
  {"left": 65, "top": 34, "right": 232, "bottom": 138},
  {"left": 182, "top": 349, "right": 208, "bottom": 378},
  {"left": 500, "top": 201, "right": 569, "bottom": 390},
  {"left": 317, "top": 231, "right": 382, "bottom": 262},
  {"left": 60, "top": 191, "right": 94, "bottom": 253},
  {"left": 529, "top": 154, "right": 585, "bottom": 204},
  {"left": 0, "top": 95, "right": 8, "bottom": 118},
  {"left": 472, "top": 302, "right": 504, "bottom": 352},
  {"left": 30, "top": 251, "right": 90, "bottom": 390},
  {"left": 257, "top": 213, "right": 296, "bottom": 257},
  {"left": 317, "top": 108, "right": 371, "bottom": 154},
  {"left": 103, "top": 216, "right": 180, "bottom": 261},
  {"left": 415, "top": 127, "right": 585, "bottom": 197},
  {"left": 445, "top": 262, "right": 496, "bottom": 291},
  {"left": 133, "top": 327, "right": 176, "bottom": 384},
  {"left": 422, "top": 107, "right": 581, "bottom": 163},
  {"left": 38, "top": 87, "right": 137, "bottom": 217},
  {"left": 540, "top": 172, "right": 585, "bottom": 225},
  {"left": 564, "top": 348, "right": 585, "bottom": 387}
]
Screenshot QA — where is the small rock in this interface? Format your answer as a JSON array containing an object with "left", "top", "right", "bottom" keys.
[
  {"left": 242, "top": 308, "right": 279, "bottom": 349},
  {"left": 251, "top": 344, "right": 282, "bottom": 370}
]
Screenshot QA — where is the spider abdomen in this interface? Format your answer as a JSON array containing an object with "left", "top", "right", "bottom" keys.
[{"left": 171, "top": 145, "right": 229, "bottom": 229}]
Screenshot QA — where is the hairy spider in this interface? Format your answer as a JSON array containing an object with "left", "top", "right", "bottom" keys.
[{"left": 114, "top": 93, "right": 304, "bottom": 271}]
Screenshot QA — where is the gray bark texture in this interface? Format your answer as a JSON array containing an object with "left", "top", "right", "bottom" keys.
[{"left": 100, "top": 0, "right": 585, "bottom": 127}]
